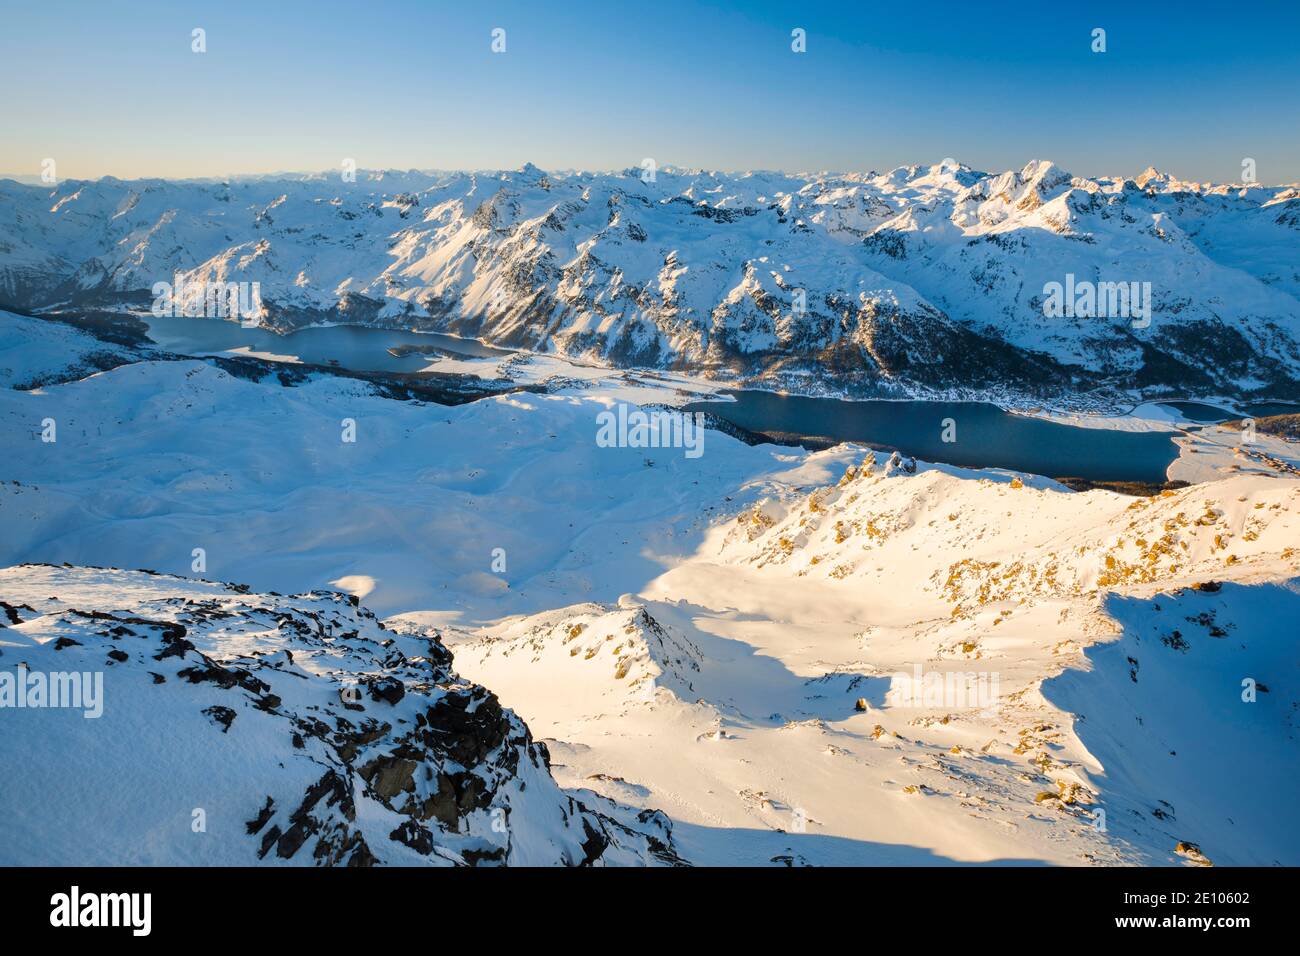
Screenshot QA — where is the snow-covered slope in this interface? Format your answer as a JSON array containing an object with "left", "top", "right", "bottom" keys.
[
  {"left": 0, "top": 311, "right": 142, "bottom": 389},
  {"left": 2, "top": 314, "right": 1297, "bottom": 866},
  {"left": 0, "top": 564, "right": 679, "bottom": 866},
  {"left": 4, "top": 162, "right": 1298, "bottom": 402},
  {"left": 441, "top": 452, "right": 1300, "bottom": 866},
  {"left": 412, "top": 602, "right": 705, "bottom": 726}
]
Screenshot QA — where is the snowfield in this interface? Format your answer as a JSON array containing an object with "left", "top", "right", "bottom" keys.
[
  {"left": 438, "top": 459, "right": 1300, "bottom": 866},
  {"left": 1, "top": 310, "right": 1298, "bottom": 866},
  {"left": 0, "top": 311, "right": 140, "bottom": 390}
]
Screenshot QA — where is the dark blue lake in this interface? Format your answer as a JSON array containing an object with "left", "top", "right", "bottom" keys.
[
  {"left": 685, "top": 390, "right": 1181, "bottom": 484},
  {"left": 141, "top": 318, "right": 1188, "bottom": 483},
  {"left": 142, "top": 314, "right": 508, "bottom": 372}
]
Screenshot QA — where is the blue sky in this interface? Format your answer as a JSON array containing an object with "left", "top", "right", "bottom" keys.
[{"left": 2, "top": 0, "right": 1297, "bottom": 182}]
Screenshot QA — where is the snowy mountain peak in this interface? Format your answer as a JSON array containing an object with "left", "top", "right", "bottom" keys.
[
  {"left": 2, "top": 160, "right": 1298, "bottom": 403},
  {"left": 1135, "top": 165, "right": 1169, "bottom": 188}
]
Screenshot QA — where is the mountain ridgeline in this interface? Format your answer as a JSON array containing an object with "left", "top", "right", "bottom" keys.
[{"left": 3, "top": 161, "right": 1298, "bottom": 404}]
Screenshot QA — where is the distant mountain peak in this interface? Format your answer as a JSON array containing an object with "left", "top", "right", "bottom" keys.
[{"left": 1135, "top": 165, "right": 1169, "bottom": 188}]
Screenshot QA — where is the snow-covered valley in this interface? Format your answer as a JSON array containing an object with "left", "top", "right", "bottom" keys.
[{"left": 2, "top": 308, "right": 1297, "bottom": 866}]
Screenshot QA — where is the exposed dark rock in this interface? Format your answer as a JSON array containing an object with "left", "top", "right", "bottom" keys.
[
  {"left": 202, "top": 705, "right": 236, "bottom": 733},
  {"left": 1, "top": 563, "right": 683, "bottom": 867}
]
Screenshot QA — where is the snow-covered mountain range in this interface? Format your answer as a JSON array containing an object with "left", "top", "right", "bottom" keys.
[{"left": 4, "top": 161, "right": 1299, "bottom": 403}]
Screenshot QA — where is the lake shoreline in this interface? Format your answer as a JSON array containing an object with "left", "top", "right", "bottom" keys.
[
  {"left": 36, "top": 309, "right": 1300, "bottom": 486},
  {"left": 683, "top": 389, "right": 1182, "bottom": 485},
  {"left": 126, "top": 312, "right": 1300, "bottom": 417}
]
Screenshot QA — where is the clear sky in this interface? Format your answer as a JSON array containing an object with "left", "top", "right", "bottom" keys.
[{"left": 2, "top": 0, "right": 1298, "bottom": 183}]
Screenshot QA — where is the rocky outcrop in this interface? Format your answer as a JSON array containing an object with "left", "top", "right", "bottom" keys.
[{"left": 0, "top": 564, "right": 683, "bottom": 866}]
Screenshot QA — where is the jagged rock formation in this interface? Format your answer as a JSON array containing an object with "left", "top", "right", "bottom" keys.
[{"left": 0, "top": 564, "right": 682, "bottom": 866}]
